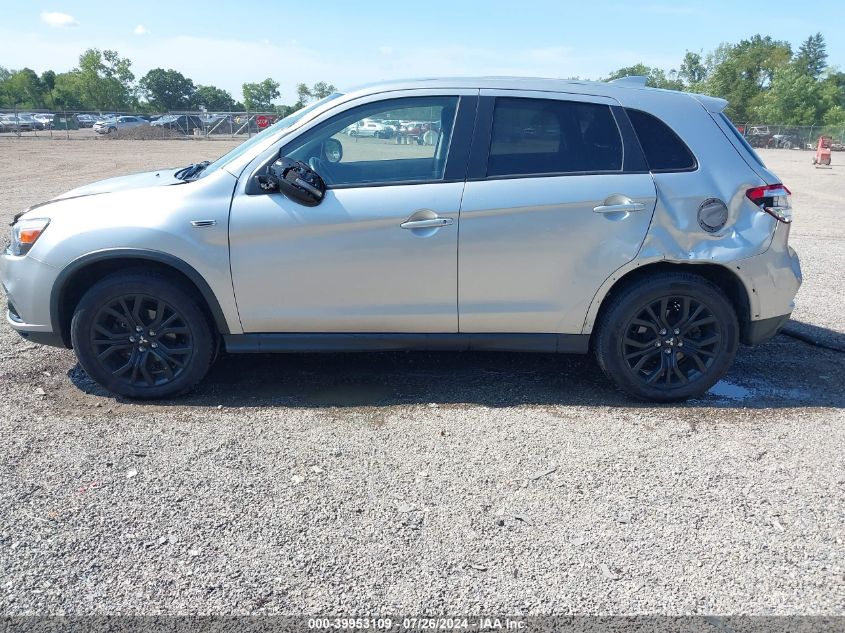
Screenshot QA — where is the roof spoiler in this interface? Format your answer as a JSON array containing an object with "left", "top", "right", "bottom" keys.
[
  {"left": 609, "top": 76, "right": 648, "bottom": 87},
  {"left": 691, "top": 93, "right": 728, "bottom": 113}
]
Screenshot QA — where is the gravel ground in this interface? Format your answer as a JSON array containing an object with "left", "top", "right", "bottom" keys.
[{"left": 0, "top": 140, "right": 843, "bottom": 616}]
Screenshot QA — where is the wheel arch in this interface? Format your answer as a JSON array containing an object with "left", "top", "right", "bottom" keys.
[
  {"left": 51, "top": 249, "right": 231, "bottom": 348},
  {"left": 586, "top": 261, "right": 753, "bottom": 345}
]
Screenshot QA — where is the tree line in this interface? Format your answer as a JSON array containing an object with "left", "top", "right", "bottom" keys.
[
  {"left": 0, "top": 48, "right": 336, "bottom": 115},
  {"left": 1, "top": 33, "right": 843, "bottom": 126},
  {"left": 605, "top": 33, "right": 842, "bottom": 126}
]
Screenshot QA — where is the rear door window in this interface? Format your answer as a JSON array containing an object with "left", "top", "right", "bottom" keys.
[
  {"left": 487, "top": 98, "right": 623, "bottom": 177},
  {"left": 625, "top": 109, "right": 696, "bottom": 172}
]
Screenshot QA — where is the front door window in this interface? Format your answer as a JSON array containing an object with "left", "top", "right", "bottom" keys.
[{"left": 284, "top": 96, "right": 459, "bottom": 187}]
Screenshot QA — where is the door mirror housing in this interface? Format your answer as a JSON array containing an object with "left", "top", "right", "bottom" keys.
[{"left": 256, "top": 156, "right": 326, "bottom": 206}]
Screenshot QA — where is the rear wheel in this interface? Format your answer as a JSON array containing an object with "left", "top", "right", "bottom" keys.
[
  {"left": 71, "top": 272, "right": 215, "bottom": 399},
  {"left": 595, "top": 273, "right": 739, "bottom": 402}
]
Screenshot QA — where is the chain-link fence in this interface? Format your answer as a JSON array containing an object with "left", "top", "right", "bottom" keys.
[
  {"left": 3, "top": 107, "right": 845, "bottom": 151},
  {"left": 733, "top": 123, "right": 845, "bottom": 151},
  {"left": 0, "top": 108, "right": 282, "bottom": 139}
]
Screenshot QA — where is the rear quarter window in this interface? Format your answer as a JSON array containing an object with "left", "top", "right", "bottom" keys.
[
  {"left": 718, "top": 113, "right": 767, "bottom": 169},
  {"left": 625, "top": 109, "right": 696, "bottom": 172}
]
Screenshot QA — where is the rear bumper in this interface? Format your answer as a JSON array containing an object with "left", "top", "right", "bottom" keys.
[{"left": 734, "top": 223, "right": 802, "bottom": 343}]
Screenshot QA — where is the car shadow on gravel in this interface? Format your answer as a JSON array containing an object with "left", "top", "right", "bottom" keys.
[{"left": 68, "top": 322, "right": 845, "bottom": 410}]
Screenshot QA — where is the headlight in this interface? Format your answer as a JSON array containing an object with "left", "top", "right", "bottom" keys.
[{"left": 9, "top": 217, "right": 50, "bottom": 256}]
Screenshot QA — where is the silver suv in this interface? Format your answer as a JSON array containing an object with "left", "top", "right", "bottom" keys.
[{"left": 2, "top": 77, "right": 801, "bottom": 401}]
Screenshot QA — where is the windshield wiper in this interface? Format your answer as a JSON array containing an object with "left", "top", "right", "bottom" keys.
[{"left": 174, "top": 161, "right": 210, "bottom": 181}]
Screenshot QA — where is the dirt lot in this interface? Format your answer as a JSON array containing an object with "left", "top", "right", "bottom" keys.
[{"left": 0, "top": 139, "right": 843, "bottom": 616}]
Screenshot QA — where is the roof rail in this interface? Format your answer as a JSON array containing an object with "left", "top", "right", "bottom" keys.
[{"left": 609, "top": 76, "right": 649, "bottom": 87}]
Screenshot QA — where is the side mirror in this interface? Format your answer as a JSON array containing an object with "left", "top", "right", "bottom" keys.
[{"left": 258, "top": 157, "right": 326, "bottom": 206}]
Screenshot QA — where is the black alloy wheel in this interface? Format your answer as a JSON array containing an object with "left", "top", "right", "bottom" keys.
[
  {"left": 595, "top": 272, "right": 739, "bottom": 402},
  {"left": 71, "top": 272, "right": 214, "bottom": 399},
  {"left": 90, "top": 294, "right": 193, "bottom": 389},
  {"left": 621, "top": 295, "right": 721, "bottom": 388}
]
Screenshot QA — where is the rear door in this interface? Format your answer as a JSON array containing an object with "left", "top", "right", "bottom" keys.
[{"left": 458, "top": 91, "right": 657, "bottom": 333}]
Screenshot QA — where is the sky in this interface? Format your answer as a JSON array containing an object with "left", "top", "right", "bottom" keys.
[{"left": 1, "top": 1, "right": 844, "bottom": 104}]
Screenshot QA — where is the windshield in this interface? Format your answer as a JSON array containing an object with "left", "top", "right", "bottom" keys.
[{"left": 200, "top": 92, "right": 344, "bottom": 178}]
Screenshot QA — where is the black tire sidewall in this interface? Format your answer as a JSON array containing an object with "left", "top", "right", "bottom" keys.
[
  {"left": 596, "top": 274, "right": 739, "bottom": 402},
  {"left": 70, "top": 273, "right": 214, "bottom": 399}
]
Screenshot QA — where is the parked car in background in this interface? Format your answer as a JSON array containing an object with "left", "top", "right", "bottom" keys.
[
  {"left": 0, "top": 114, "right": 34, "bottom": 132},
  {"left": 1, "top": 77, "right": 802, "bottom": 402},
  {"left": 18, "top": 114, "right": 44, "bottom": 130},
  {"left": 76, "top": 114, "right": 97, "bottom": 128},
  {"left": 151, "top": 114, "right": 205, "bottom": 134},
  {"left": 770, "top": 134, "right": 803, "bottom": 150},
  {"left": 346, "top": 119, "right": 391, "bottom": 138},
  {"left": 93, "top": 116, "right": 150, "bottom": 134},
  {"left": 33, "top": 113, "right": 55, "bottom": 129}
]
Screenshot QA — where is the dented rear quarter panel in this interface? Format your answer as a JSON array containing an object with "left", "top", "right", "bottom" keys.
[{"left": 582, "top": 90, "right": 784, "bottom": 334}]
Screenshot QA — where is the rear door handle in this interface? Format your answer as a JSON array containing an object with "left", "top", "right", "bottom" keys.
[
  {"left": 400, "top": 217, "right": 454, "bottom": 229},
  {"left": 593, "top": 202, "right": 646, "bottom": 214}
]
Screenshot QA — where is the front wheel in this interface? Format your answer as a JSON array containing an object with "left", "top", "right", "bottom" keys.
[
  {"left": 71, "top": 272, "right": 215, "bottom": 399},
  {"left": 594, "top": 273, "right": 739, "bottom": 402}
]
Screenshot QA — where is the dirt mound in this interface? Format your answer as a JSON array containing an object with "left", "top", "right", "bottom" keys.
[{"left": 101, "top": 126, "right": 187, "bottom": 140}]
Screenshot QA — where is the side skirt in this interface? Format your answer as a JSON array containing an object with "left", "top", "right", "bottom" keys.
[{"left": 222, "top": 333, "right": 590, "bottom": 354}]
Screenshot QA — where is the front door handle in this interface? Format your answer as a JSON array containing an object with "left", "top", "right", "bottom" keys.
[
  {"left": 400, "top": 217, "right": 454, "bottom": 229},
  {"left": 593, "top": 202, "right": 646, "bottom": 214}
]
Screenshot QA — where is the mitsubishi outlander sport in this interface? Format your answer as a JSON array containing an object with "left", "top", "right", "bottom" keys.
[{"left": 1, "top": 77, "right": 802, "bottom": 401}]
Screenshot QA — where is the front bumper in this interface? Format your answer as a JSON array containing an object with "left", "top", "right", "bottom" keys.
[
  {"left": 1, "top": 250, "right": 64, "bottom": 347},
  {"left": 744, "top": 313, "right": 791, "bottom": 345}
]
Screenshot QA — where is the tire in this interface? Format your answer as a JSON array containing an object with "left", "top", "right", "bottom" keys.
[
  {"left": 594, "top": 272, "right": 739, "bottom": 402},
  {"left": 70, "top": 271, "right": 215, "bottom": 399}
]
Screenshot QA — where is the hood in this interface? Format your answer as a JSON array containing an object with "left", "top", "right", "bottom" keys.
[{"left": 55, "top": 168, "right": 184, "bottom": 199}]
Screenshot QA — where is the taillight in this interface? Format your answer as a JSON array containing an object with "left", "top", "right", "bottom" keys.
[{"left": 746, "top": 184, "right": 792, "bottom": 224}]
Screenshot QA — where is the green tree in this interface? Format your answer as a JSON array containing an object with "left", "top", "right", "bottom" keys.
[
  {"left": 295, "top": 81, "right": 338, "bottom": 107},
  {"left": 40, "top": 70, "right": 57, "bottom": 110},
  {"left": 793, "top": 33, "right": 827, "bottom": 79},
  {"left": 604, "top": 64, "right": 683, "bottom": 90},
  {"left": 193, "top": 84, "right": 235, "bottom": 111},
  {"left": 52, "top": 71, "right": 87, "bottom": 110},
  {"left": 242, "top": 78, "right": 280, "bottom": 111},
  {"left": 703, "top": 35, "right": 792, "bottom": 120},
  {"left": 5, "top": 68, "right": 46, "bottom": 108},
  {"left": 823, "top": 71, "right": 845, "bottom": 109},
  {"left": 77, "top": 48, "right": 136, "bottom": 110},
  {"left": 139, "top": 68, "right": 196, "bottom": 111},
  {"left": 752, "top": 65, "right": 835, "bottom": 125},
  {"left": 823, "top": 105, "right": 845, "bottom": 126},
  {"left": 678, "top": 51, "right": 707, "bottom": 88}
]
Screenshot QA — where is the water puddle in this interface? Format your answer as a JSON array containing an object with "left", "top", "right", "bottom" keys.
[{"left": 708, "top": 380, "right": 754, "bottom": 400}]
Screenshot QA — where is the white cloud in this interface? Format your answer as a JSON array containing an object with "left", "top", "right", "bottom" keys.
[
  {"left": 378, "top": 46, "right": 394, "bottom": 56},
  {"left": 133, "top": 24, "right": 148, "bottom": 36},
  {"left": 40, "top": 11, "right": 78, "bottom": 28}
]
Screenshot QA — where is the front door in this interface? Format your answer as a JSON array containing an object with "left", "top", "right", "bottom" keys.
[
  {"left": 458, "top": 91, "right": 658, "bottom": 334},
  {"left": 229, "top": 94, "right": 475, "bottom": 333}
]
